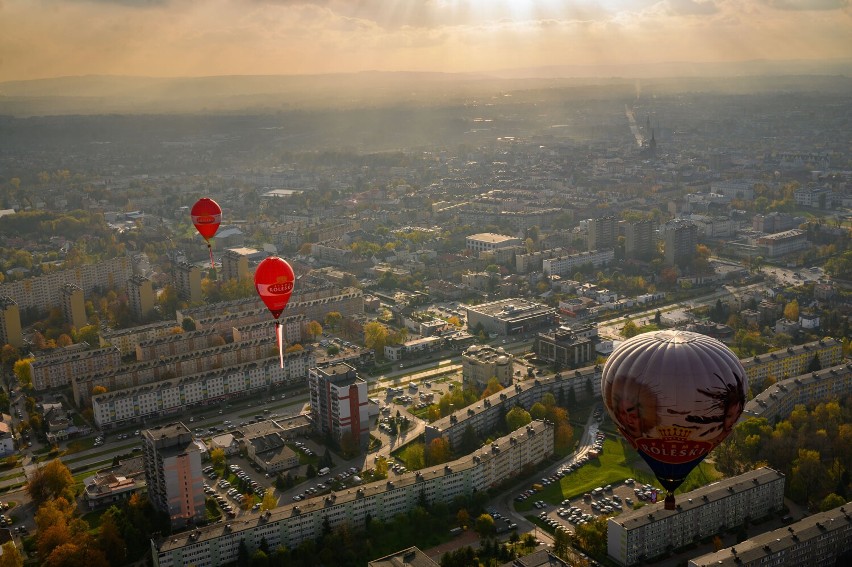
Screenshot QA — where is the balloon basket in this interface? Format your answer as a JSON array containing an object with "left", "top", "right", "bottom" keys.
[{"left": 664, "top": 493, "right": 676, "bottom": 510}]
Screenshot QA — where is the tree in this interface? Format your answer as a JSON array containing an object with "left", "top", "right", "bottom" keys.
[
  {"left": 13, "top": 357, "right": 34, "bottom": 389},
  {"left": 306, "top": 464, "right": 317, "bottom": 478},
  {"left": 555, "top": 424, "right": 574, "bottom": 452},
  {"left": 91, "top": 385, "right": 107, "bottom": 396},
  {"left": 807, "top": 353, "right": 822, "bottom": 373},
  {"left": 363, "top": 321, "right": 389, "bottom": 354},
  {"left": 481, "top": 377, "right": 503, "bottom": 399},
  {"left": 783, "top": 299, "right": 799, "bottom": 322},
  {"left": 505, "top": 406, "right": 532, "bottom": 431},
  {"left": 324, "top": 312, "right": 342, "bottom": 332},
  {"left": 339, "top": 430, "right": 360, "bottom": 458},
  {"left": 456, "top": 508, "right": 470, "bottom": 529},
  {"left": 181, "top": 317, "right": 197, "bottom": 331},
  {"left": 552, "top": 527, "right": 571, "bottom": 559},
  {"left": 27, "top": 459, "right": 75, "bottom": 505},
  {"left": 210, "top": 447, "right": 225, "bottom": 468},
  {"left": 0, "top": 541, "right": 23, "bottom": 567},
  {"left": 261, "top": 491, "right": 278, "bottom": 512},
  {"left": 621, "top": 319, "right": 639, "bottom": 338},
  {"left": 98, "top": 509, "right": 127, "bottom": 566},
  {"left": 654, "top": 310, "right": 662, "bottom": 325},
  {"left": 427, "top": 437, "right": 452, "bottom": 466},
  {"left": 305, "top": 320, "right": 323, "bottom": 341},
  {"left": 474, "top": 513, "right": 495, "bottom": 538},
  {"left": 529, "top": 402, "right": 547, "bottom": 421}
]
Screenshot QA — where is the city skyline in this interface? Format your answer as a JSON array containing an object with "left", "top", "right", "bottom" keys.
[{"left": 1, "top": 0, "right": 851, "bottom": 82}]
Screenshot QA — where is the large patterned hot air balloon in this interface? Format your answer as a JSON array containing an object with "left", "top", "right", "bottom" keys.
[
  {"left": 254, "top": 256, "right": 296, "bottom": 368},
  {"left": 191, "top": 197, "right": 222, "bottom": 269},
  {"left": 601, "top": 330, "right": 746, "bottom": 510}
]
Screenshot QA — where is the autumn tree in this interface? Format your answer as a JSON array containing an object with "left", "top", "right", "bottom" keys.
[
  {"left": 574, "top": 516, "right": 607, "bottom": 557},
  {"left": 261, "top": 490, "right": 278, "bottom": 512},
  {"left": 480, "top": 377, "right": 503, "bottom": 399},
  {"left": 13, "top": 357, "right": 34, "bottom": 389},
  {"left": 363, "top": 321, "right": 389, "bottom": 355},
  {"left": 210, "top": 447, "right": 226, "bottom": 468},
  {"left": 98, "top": 508, "right": 127, "bottom": 566},
  {"left": 456, "top": 508, "right": 470, "bottom": 529},
  {"left": 426, "top": 437, "right": 452, "bottom": 466},
  {"left": 305, "top": 320, "right": 323, "bottom": 341},
  {"left": 783, "top": 299, "right": 799, "bottom": 322},
  {"left": 0, "top": 541, "right": 23, "bottom": 567},
  {"left": 27, "top": 458, "right": 75, "bottom": 505},
  {"left": 324, "top": 312, "right": 342, "bottom": 332},
  {"left": 474, "top": 513, "right": 495, "bottom": 538}
]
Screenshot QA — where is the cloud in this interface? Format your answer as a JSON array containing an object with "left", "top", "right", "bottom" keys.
[
  {"left": 665, "top": 0, "right": 720, "bottom": 15},
  {"left": 764, "top": 0, "right": 848, "bottom": 10}
]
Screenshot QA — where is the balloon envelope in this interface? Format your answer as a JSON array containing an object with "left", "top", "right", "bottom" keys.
[
  {"left": 601, "top": 330, "right": 746, "bottom": 496},
  {"left": 191, "top": 198, "right": 222, "bottom": 241},
  {"left": 254, "top": 256, "right": 295, "bottom": 319}
]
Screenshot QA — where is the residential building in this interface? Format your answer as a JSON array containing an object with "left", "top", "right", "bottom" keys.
[
  {"left": 624, "top": 220, "right": 655, "bottom": 260},
  {"left": 588, "top": 216, "right": 618, "bottom": 252},
  {"left": 308, "top": 363, "right": 370, "bottom": 451},
  {"left": 174, "top": 261, "right": 202, "bottom": 303},
  {"left": 221, "top": 247, "right": 260, "bottom": 282},
  {"left": 152, "top": 421, "right": 554, "bottom": 567},
  {"left": 689, "top": 502, "right": 852, "bottom": 567},
  {"left": 83, "top": 456, "right": 145, "bottom": 510},
  {"left": 30, "top": 344, "right": 121, "bottom": 391},
  {"left": 461, "top": 344, "right": 514, "bottom": 390},
  {"left": 607, "top": 467, "right": 786, "bottom": 566},
  {"left": 739, "top": 338, "right": 842, "bottom": 384},
  {"left": 542, "top": 249, "right": 615, "bottom": 278},
  {"left": 0, "top": 296, "right": 22, "bottom": 348},
  {"left": 100, "top": 321, "right": 178, "bottom": 356},
  {"left": 663, "top": 219, "right": 698, "bottom": 267},
  {"left": 757, "top": 229, "right": 809, "bottom": 258},
  {"left": 710, "top": 180, "right": 756, "bottom": 200},
  {"left": 142, "top": 423, "right": 205, "bottom": 530},
  {"left": 0, "top": 421, "right": 15, "bottom": 457},
  {"left": 127, "top": 275, "right": 155, "bottom": 321},
  {"left": 534, "top": 326, "right": 596, "bottom": 369},
  {"left": 135, "top": 328, "right": 220, "bottom": 362},
  {"left": 61, "top": 283, "right": 87, "bottom": 330},
  {"left": 743, "top": 362, "right": 852, "bottom": 423}
]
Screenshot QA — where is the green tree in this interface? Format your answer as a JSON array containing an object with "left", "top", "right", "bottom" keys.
[
  {"left": 505, "top": 406, "right": 532, "bottom": 431},
  {"left": 819, "top": 493, "right": 845, "bottom": 512},
  {"left": 181, "top": 317, "right": 196, "bottom": 331},
  {"left": 552, "top": 527, "right": 571, "bottom": 559},
  {"left": 621, "top": 319, "right": 639, "bottom": 338},
  {"left": 529, "top": 402, "right": 547, "bottom": 421}
]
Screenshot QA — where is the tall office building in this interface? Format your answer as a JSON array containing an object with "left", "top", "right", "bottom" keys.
[
  {"left": 308, "top": 362, "right": 369, "bottom": 450},
  {"left": 0, "top": 297, "right": 22, "bottom": 348},
  {"left": 127, "top": 275, "right": 155, "bottom": 321},
  {"left": 624, "top": 219, "right": 655, "bottom": 261},
  {"left": 663, "top": 219, "right": 698, "bottom": 267},
  {"left": 588, "top": 216, "right": 618, "bottom": 252},
  {"left": 174, "top": 261, "right": 202, "bottom": 304},
  {"left": 221, "top": 247, "right": 257, "bottom": 282},
  {"left": 60, "top": 283, "right": 87, "bottom": 330},
  {"left": 142, "top": 422, "right": 205, "bottom": 529}
]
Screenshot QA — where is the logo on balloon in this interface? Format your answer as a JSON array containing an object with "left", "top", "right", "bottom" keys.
[
  {"left": 193, "top": 215, "right": 219, "bottom": 224},
  {"left": 267, "top": 282, "right": 294, "bottom": 294}
]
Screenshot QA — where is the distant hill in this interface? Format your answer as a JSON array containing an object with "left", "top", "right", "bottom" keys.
[{"left": 0, "top": 60, "right": 850, "bottom": 117}]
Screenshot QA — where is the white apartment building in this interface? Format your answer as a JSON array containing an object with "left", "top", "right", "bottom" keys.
[
  {"left": 92, "top": 352, "right": 313, "bottom": 428},
  {"left": 152, "top": 420, "right": 554, "bottom": 567},
  {"left": 542, "top": 249, "right": 615, "bottom": 278},
  {"left": 30, "top": 344, "right": 122, "bottom": 390},
  {"left": 743, "top": 362, "right": 852, "bottom": 422},
  {"left": 465, "top": 233, "right": 523, "bottom": 256},
  {"left": 308, "top": 363, "right": 370, "bottom": 450},
  {"left": 100, "top": 321, "right": 178, "bottom": 356},
  {"left": 607, "top": 468, "right": 786, "bottom": 567}
]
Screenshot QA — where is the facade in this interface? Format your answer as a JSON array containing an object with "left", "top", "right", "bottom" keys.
[
  {"left": 0, "top": 297, "right": 22, "bottom": 348},
  {"left": 663, "top": 219, "right": 698, "bottom": 267},
  {"left": 710, "top": 180, "right": 756, "bottom": 200},
  {"left": 465, "top": 233, "right": 523, "bottom": 257},
  {"left": 466, "top": 298, "right": 558, "bottom": 337},
  {"left": 174, "top": 261, "right": 202, "bottom": 303},
  {"left": 588, "top": 216, "right": 618, "bottom": 252},
  {"left": 231, "top": 313, "right": 305, "bottom": 344},
  {"left": 743, "top": 362, "right": 852, "bottom": 423},
  {"left": 92, "top": 352, "right": 313, "bottom": 428},
  {"left": 756, "top": 229, "right": 809, "bottom": 258},
  {"left": 534, "top": 326, "right": 596, "bottom": 369},
  {"left": 624, "top": 220, "right": 655, "bottom": 260},
  {"left": 739, "top": 338, "right": 842, "bottom": 384},
  {"left": 100, "top": 321, "right": 177, "bottom": 356},
  {"left": 308, "top": 363, "right": 370, "bottom": 450},
  {"left": 383, "top": 336, "right": 443, "bottom": 362},
  {"left": 30, "top": 344, "right": 122, "bottom": 391},
  {"left": 607, "top": 467, "right": 786, "bottom": 567},
  {"left": 152, "top": 421, "right": 554, "bottom": 567},
  {"left": 244, "top": 432, "right": 300, "bottom": 473},
  {"left": 61, "top": 283, "right": 87, "bottom": 330},
  {"left": 135, "top": 328, "right": 220, "bottom": 362},
  {"left": 461, "top": 344, "right": 514, "bottom": 390},
  {"left": 688, "top": 502, "right": 852, "bottom": 567},
  {"left": 221, "top": 247, "right": 259, "bottom": 282},
  {"left": 0, "top": 421, "right": 15, "bottom": 457},
  {"left": 143, "top": 423, "right": 205, "bottom": 530},
  {"left": 542, "top": 249, "right": 615, "bottom": 278},
  {"left": 0, "top": 256, "right": 130, "bottom": 312},
  {"left": 127, "top": 275, "right": 155, "bottom": 321}
]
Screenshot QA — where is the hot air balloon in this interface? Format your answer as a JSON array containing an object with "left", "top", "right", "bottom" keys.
[
  {"left": 601, "top": 330, "right": 746, "bottom": 510},
  {"left": 254, "top": 256, "right": 296, "bottom": 368},
  {"left": 190, "top": 197, "right": 222, "bottom": 269}
]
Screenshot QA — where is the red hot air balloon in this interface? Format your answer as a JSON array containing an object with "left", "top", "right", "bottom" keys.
[
  {"left": 254, "top": 256, "right": 296, "bottom": 368},
  {"left": 254, "top": 256, "right": 295, "bottom": 319},
  {"left": 191, "top": 198, "right": 222, "bottom": 269},
  {"left": 601, "top": 330, "right": 746, "bottom": 510}
]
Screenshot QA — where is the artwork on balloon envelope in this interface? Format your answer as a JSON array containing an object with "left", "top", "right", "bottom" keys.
[
  {"left": 601, "top": 330, "right": 746, "bottom": 509},
  {"left": 191, "top": 197, "right": 222, "bottom": 270},
  {"left": 254, "top": 256, "right": 296, "bottom": 368}
]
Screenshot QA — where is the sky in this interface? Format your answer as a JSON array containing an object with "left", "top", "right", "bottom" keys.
[{"left": 1, "top": 0, "right": 850, "bottom": 82}]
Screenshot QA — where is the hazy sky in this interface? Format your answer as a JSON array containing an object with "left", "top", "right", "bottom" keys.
[{"left": 1, "top": 0, "right": 850, "bottom": 81}]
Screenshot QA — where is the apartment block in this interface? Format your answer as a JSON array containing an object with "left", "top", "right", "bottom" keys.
[
  {"left": 135, "top": 328, "right": 221, "bottom": 362},
  {"left": 624, "top": 219, "right": 655, "bottom": 260},
  {"left": 61, "top": 283, "right": 87, "bottom": 330},
  {"left": 465, "top": 233, "right": 523, "bottom": 257},
  {"left": 743, "top": 362, "right": 852, "bottom": 422},
  {"left": 100, "top": 321, "right": 178, "bottom": 356},
  {"left": 143, "top": 423, "right": 205, "bottom": 530},
  {"left": 127, "top": 275, "right": 155, "bottom": 321},
  {"left": 221, "top": 247, "right": 260, "bottom": 282},
  {"left": 308, "top": 363, "right": 370, "bottom": 450},
  {"left": 0, "top": 296, "right": 22, "bottom": 348},
  {"left": 588, "top": 216, "right": 618, "bottom": 252},
  {"left": 663, "top": 219, "right": 698, "bottom": 267},
  {"left": 607, "top": 468, "right": 786, "bottom": 566},
  {"left": 543, "top": 249, "right": 615, "bottom": 278},
  {"left": 152, "top": 421, "right": 554, "bottom": 567},
  {"left": 739, "top": 338, "right": 842, "bottom": 384},
  {"left": 174, "top": 261, "right": 202, "bottom": 304},
  {"left": 30, "top": 344, "right": 121, "bottom": 390},
  {"left": 461, "top": 344, "right": 515, "bottom": 390}
]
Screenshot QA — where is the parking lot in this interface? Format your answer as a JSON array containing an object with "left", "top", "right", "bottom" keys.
[{"left": 531, "top": 478, "right": 647, "bottom": 535}]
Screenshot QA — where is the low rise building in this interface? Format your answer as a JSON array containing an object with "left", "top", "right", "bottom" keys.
[
  {"left": 466, "top": 298, "right": 557, "bottom": 338},
  {"left": 461, "top": 344, "right": 514, "bottom": 390}
]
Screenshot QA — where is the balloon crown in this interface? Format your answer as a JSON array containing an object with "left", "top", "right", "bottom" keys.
[{"left": 656, "top": 426, "right": 695, "bottom": 442}]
